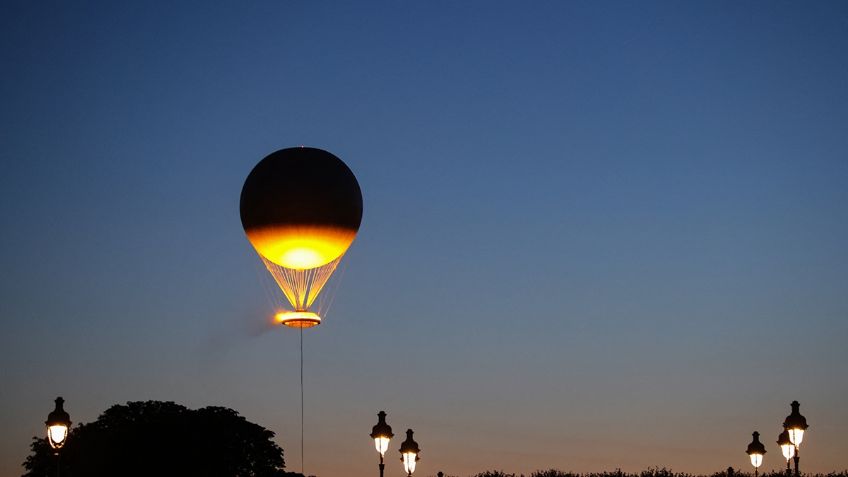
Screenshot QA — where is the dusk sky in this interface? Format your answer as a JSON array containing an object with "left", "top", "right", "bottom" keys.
[{"left": 1, "top": 2, "right": 847, "bottom": 476}]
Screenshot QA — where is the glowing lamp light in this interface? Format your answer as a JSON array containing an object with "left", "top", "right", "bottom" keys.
[
  {"left": 783, "top": 401, "right": 809, "bottom": 447},
  {"left": 782, "top": 443, "right": 796, "bottom": 461},
  {"left": 48, "top": 426, "right": 67, "bottom": 446},
  {"left": 375, "top": 436, "right": 391, "bottom": 456},
  {"left": 370, "top": 411, "right": 394, "bottom": 457},
  {"left": 402, "top": 451, "right": 418, "bottom": 475},
  {"left": 370, "top": 411, "right": 394, "bottom": 477},
  {"left": 45, "top": 397, "right": 71, "bottom": 450},
  {"left": 399, "top": 429, "right": 421, "bottom": 477},
  {"left": 746, "top": 431, "right": 766, "bottom": 476},
  {"left": 275, "top": 311, "right": 321, "bottom": 329},
  {"left": 788, "top": 428, "right": 805, "bottom": 447},
  {"left": 778, "top": 428, "right": 796, "bottom": 461}
]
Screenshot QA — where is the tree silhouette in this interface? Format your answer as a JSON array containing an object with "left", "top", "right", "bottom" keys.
[{"left": 22, "top": 401, "right": 305, "bottom": 477}]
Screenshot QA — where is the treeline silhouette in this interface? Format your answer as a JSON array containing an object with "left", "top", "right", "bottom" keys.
[
  {"left": 24, "top": 405, "right": 847, "bottom": 477},
  {"left": 22, "top": 400, "right": 305, "bottom": 477},
  {"left": 441, "top": 469, "right": 848, "bottom": 477}
]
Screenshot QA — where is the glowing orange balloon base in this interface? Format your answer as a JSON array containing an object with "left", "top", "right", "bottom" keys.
[{"left": 275, "top": 311, "right": 321, "bottom": 329}]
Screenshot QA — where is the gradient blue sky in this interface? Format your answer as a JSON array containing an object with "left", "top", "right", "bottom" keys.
[{"left": 2, "top": 2, "right": 847, "bottom": 476}]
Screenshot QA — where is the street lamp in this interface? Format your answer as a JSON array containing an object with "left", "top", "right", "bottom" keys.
[
  {"left": 746, "top": 431, "right": 766, "bottom": 477},
  {"left": 370, "top": 411, "right": 394, "bottom": 477},
  {"left": 45, "top": 397, "right": 71, "bottom": 477},
  {"left": 399, "top": 429, "right": 420, "bottom": 477},
  {"left": 778, "top": 426, "right": 795, "bottom": 477},
  {"left": 46, "top": 397, "right": 71, "bottom": 451},
  {"left": 783, "top": 401, "right": 808, "bottom": 477}
]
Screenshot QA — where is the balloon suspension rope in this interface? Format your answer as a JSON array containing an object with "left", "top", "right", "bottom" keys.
[{"left": 300, "top": 328, "right": 306, "bottom": 475}]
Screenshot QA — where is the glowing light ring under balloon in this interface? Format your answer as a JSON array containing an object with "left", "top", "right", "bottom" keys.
[{"left": 275, "top": 311, "right": 322, "bottom": 328}]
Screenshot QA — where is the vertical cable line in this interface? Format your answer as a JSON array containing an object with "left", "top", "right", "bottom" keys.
[
  {"left": 255, "top": 255, "right": 350, "bottom": 476},
  {"left": 300, "top": 328, "right": 306, "bottom": 475}
]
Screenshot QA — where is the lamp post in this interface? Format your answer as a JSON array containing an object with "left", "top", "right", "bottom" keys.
[
  {"left": 399, "top": 429, "right": 420, "bottom": 477},
  {"left": 783, "top": 401, "right": 808, "bottom": 477},
  {"left": 45, "top": 397, "right": 71, "bottom": 477},
  {"left": 370, "top": 411, "right": 394, "bottom": 477},
  {"left": 778, "top": 426, "right": 795, "bottom": 477},
  {"left": 746, "top": 431, "right": 766, "bottom": 477}
]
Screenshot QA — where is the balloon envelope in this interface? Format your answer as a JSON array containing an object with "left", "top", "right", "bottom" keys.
[{"left": 240, "top": 147, "right": 363, "bottom": 270}]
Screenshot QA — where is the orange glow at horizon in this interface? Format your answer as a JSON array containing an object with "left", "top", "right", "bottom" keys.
[{"left": 246, "top": 224, "right": 356, "bottom": 269}]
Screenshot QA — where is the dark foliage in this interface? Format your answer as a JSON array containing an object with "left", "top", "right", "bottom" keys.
[
  {"left": 467, "top": 469, "right": 848, "bottom": 477},
  {"left": 22, "top": 400, "right": 305, "bottom": 477},
  {"left": 528, "top": 469, "right": 688, "bottom": 477}
]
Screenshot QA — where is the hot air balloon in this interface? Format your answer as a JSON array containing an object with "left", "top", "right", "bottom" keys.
[{"left": 240, "top": 147, "right": 362, "bottom": 328}]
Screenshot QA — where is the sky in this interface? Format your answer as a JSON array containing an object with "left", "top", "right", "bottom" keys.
[{"left": 1, "top": 1, "right": 847, "bottom": 476}]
